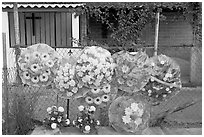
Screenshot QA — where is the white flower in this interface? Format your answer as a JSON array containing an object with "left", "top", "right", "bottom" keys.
[
  {"left": 77, "top": 82, "right": 84, "bottom": 88},
  {"left": 22, "top": 71, "right": 30, "bottom": 80},
  {"left": 89, "top": 106, "right": 96, "bottom": 112},
  {"left": 20, "top": 63, "right": 27, "bottom": 71},
  {"left": 122, "top": 115, "right": 131, "bottom": 124},
  {"left": 166, "top": 88, "right": 170, "bottom": 91},
  {"left": 85, "top": 97, "right": 93, "bottom": 104},
  {"left": 67, "top": 92, "right": 73, "bottom": 97},
  {"left": 160, "top": 60, "right": 165, "bottom": 64},
  {"left": 131, "top": 103, "right": 139, "bottom": 112},
  {"left": 84, "top": 125, "right": 91, "bottom": 131},
  {"left": 51, "top": 123, "right": 57, "bottom": 129},
  {"left": 54, "top": 111, "right": 58, "bottom": 115},
  {"left": 51, "top": 117, "right": 55, "bottom": 121},
  {"left": 102, "top": 84, "right": 111, "bottom": 93},
  {"left": 117, "top": 77, "right": 125, "bottom": 84},
  {"left": 65, "top": 119, "right": 70, "bottom": 125},
  {"left": 45, "top": 69, "right": 51, "bottom": 75},
  {"left": 78, "top": 105, "right": 84, "bottom": 111},
  {"left": 31, "top": 76, "right": 39, "bottom": 83},
  {"left": 41, "top": 53, "right": 50, "bottom": 61},
  {"left": 46, "top": 60, "right": 54, "bottom": 68},
  {"left": 121, "top": 65, "right": 130, "bottom": 73},
  {"left": 126, "top": 80, "right": 134, "bottom": 87},
  {"left": 30, "top": 64, "right": 40, "bottom": 72},
  {"left": 94, "top": 69, "right": 100, "bottom": 75},
  {"left": 134, "top": 109, "right": 144, "bottom": 117},
  {"left": 101, "top": 94, "right": 110, "bottom": 102},
  {"left": 57, "top": 118, "right": 62, "bottom": 123},
  {"left": 148, "top": 90, "right": 152, "bottom": 94},
  {"left": 165, "top": 73, "right": 173, "bottom": 78},
  {"left": 78, "top": 119, "right": 82, "bottom": 122},
  {"left": 69, "top": 79, "right": 76, "bottom": 87},
  {"left": 96, "top": 120, "right": 100, "bottom": 125},
  {"left": 47, "top": 107, "right": 52, "bottom": 113},
  {"left": 72, "top": 87, "right": 78, "bottom": 93},
  {"left": 39, "top": 73, "right": 49, "bottom": 82},
  {"left": 93, "top": 81, "right": 100, "bottom": 87},
  {"left": 134, "top": 118, "right": 143, "bottom": 126},
  {"left": 69, "top": 68, "right": 75, "bottom": 76},
  {"left": 94, "top": 97, "right": 102, "bottom": 105},
  {"left": 77, "top": 71, "right": 84, "bottom": 77},
  {"left": 125, "top": 107, "right": 133, "bottom": 115},
  {"left": 72, "top": 120, "right": 76, "bottom": 125},
  {"left": 91, "top": 88, "right": 100, "bottom": 94},
  {"left": 24, "top": 54, "right": 30, "bottom": 62},
  {"left": 58, "top": 106, "right": 64, "bottom": 112},
  {"left": 32, "top": 51, "right": 40, "bottom": 59}
]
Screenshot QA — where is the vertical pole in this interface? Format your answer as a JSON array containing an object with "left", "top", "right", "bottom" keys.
[
  {"left": 154, "top": 9, "right": 161, "bottom": 56},
  {"left": 3, "top": 33, "right": 9, "bottom": 134},
  {"left": 67, "top": 99, "right": 69, "bottom": 119},
  {"left": 13, "top": 2, "right": 21, "bottom": 84}
]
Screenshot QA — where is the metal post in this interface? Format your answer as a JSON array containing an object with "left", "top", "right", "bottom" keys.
[
  {"left": 13, "top": 2, "right": 22, "bottom": 84},
  {"left": 154, "top": 9, "right": 161, "bottom": 56},
  {"left": 67, "top": 99, "right": 69, "bottom": 119},
  {"left": 2, "top": 33, "right": 9, "bottom": 134}
]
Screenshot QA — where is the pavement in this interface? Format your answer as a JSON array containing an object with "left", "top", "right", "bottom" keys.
[{"left": 30, "top": 126, "right": 202, "bottom": 135}]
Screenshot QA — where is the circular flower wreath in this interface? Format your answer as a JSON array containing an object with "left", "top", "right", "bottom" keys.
[
  {"left": 109, "top": 95, "right": 150, "bottom": 134},
  {"left": 75, "top": 46, "right": 115, "bottom": 89},
  {"left": 18, "top": 43, "right": 60, "bottom": 87},
  {"left": 79, "top": 83, "right": 118, "bottom": 108},
  {"left": 112, "top": 51, "right": 150, "bottom": 93},
  {"left": 138, "top": 54, "right": 182, "bottom": 105}
]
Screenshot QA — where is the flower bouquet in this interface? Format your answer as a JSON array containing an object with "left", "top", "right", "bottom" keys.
[
  {"left": 54, "top": 56, "right": 90, "bottom": 99},
  {"left": 43, "top": 106, "right": 70, "bottom": 130},
  {"left": 108, "top": 95, "right": 150, "bottom": 134},
  {"left": 75, "top": 46, "right": 115, "bottom": 89},
  {"left": 18, "top": 43, "right": 60, "bottom": 87},
  {"left": 73, "top": 105, "right": 100, "bottom": 134},
  {"left": 112, "top": 51, "right": 150, "bottom": 93},
  {"left": 138, "top": 54, "right": 182, "bottom": 105}
]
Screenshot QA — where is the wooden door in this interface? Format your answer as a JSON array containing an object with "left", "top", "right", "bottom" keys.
[{"left": 8, "top": 12, "right": 72, "bottom": 47}]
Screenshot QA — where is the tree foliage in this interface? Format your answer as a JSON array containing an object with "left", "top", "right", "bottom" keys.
[{"left": 80, "top": 2, "right": 201, "bottom": 48}]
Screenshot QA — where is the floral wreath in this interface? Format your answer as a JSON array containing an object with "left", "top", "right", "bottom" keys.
[
  {"left": 75, "top": 46, "right": 115, "bottom": 89},
  {"left": 73, "top": 105, "right": 100, "bottom": 134},
  {"left": 138, "top": 54, "right": 182, "bottom": 105},
  {"left": 18, "top": 43, "right": 60, "bottom": 87},
  {"left": 112, "top": 51, "right": 150, "bottom": 93}
]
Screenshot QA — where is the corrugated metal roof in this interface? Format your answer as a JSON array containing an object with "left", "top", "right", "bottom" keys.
[{"left": 2, "top": 3, "right": 84, "bottom": 9}]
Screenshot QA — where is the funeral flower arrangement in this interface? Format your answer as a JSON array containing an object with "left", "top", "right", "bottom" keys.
[
  {"left": 75, "top": 46, "right": 115, "bottom": 89},
  {"left": 138, "top": 54, "right": 182, "bottom": 105},
  {"left": 18, "top": 43, "right": 60, "bottom": 87},
  {"left": 108, "top": 95, "right": 150, "bottom": 134},
  {"left": 73, "top": 105, "right": 100, "bottom": 134},
  {"left": 54, "top": 56, "right": 87, "bottom": 99},
  {"left": 43, "top": 106, "right": 70, "bottom": 130},
  {"left": 112, "top": 51, "right": 150, "bottom": 93}
]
